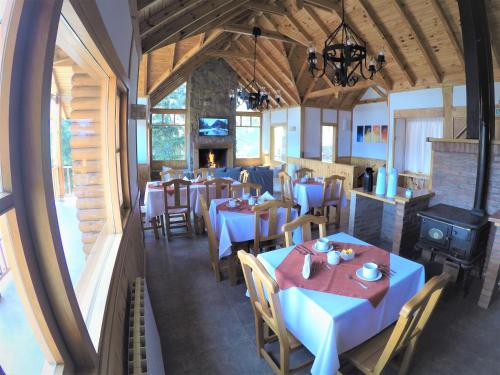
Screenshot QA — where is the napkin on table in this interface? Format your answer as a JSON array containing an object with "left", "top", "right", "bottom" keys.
[
  {"left": 183, "top": 176, "right": 190, "bottom": 181},
  {"left": 302, "top": 254, "right": 311, "bottom": 279},
  {"left": 259, "top": 191, "right": 275, "bottom": 201}
]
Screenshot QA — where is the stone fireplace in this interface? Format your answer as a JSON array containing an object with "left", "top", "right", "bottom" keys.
[{"left": 187, "top": 58, "right": 238, "bottom": 170}]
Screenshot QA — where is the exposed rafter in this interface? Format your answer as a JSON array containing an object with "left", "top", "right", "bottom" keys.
[
  {"left": 306, "top": 79, "right": 377, "bottom": 100},
  {"left": 223, "top": 24, "right": 305, "bottom": 46},
  {"left": 245, "top": 1, "right": 289, "bottom": 16},
  {"left": 389, "top": 0, "right": 442, "bottom": 83},
  {"left": 205, "top": 49, "right": 254, "bottom": 60}
]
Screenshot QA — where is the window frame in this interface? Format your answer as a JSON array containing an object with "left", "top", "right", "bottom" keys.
[
  {"left": 235, "top": 111, "right": 262, "bottom": 159},
  {"left": 150, "top": 108, "right": 187, "bottom": 162},
  {"left": 271, "top": 124, "right": 287, "bottom": 163},
  {"left": 321, "top": 123, "right": 337, "bottom": 163}
]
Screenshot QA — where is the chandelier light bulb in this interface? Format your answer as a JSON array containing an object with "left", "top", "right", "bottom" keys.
[
  {"left": 229, "top": 89, "right": 235, "bottom": 99},
  {"left": 308, "top": 41, "right": 316, "bottom": 54},
  {"left": 346, "top": 37, "right": 354, "bottom": 46}
]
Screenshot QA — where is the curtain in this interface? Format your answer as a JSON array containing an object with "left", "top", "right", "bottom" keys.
[{"left": 404, "top": 117, "right": 443, "bottom": 174}]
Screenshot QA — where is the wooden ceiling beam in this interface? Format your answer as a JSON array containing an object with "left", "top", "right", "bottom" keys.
[
  {"left": 295, "top": 58, "right": 308, "bottom": 83},
  {"left": 245, "top": 1, "right": 289, "bottom": 16},
  {"left": 303, "top": 5, "right": 330, "bottom": 37},
  {"left": 137, "top": 0, "right": 157, "bottom": 11},
  {"left": 429, "top": 0, "right": 464, "bottom": 69},
  {"left": 141, "top": 0, "right": 248, "bottom": 53},
  {"left": 390, "top": 0, "right": 442, "bottom": 83},
  {"left": 370, "top": 85, "right": 387, "bottom": 98},
  {"left": 285, "top": 12, "right": 313, "bottom": 44},
  {"left": 223, "top": 24, "right": 305, "bottom": 46},
  {"left": 306, "top": 79, "right": 376, "bottom": 100},
  {"left": 139, "top": 0, "right": 205, "bottom": 38},
  {"left": 149, "top": 30, "right": 225, "bottom": 94},
  {"left": 355, "top": 0, "right": 413, "bottom": 88},
  {"left": 302, "top": 78, "right": 319, "bottom": 103},
  {"left": 205, "top": 49, "right": 255, "bottom": 60}
]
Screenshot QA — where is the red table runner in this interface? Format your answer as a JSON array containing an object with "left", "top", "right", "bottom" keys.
[
  {"left": 275, "top": 240, "right": 390, "bottom": 308},
  {"left": 216, "top": 200, "right": 269, "bottom": 219}
]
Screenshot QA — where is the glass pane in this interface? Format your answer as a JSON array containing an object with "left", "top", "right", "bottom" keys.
[
  {"left": 151, "top": 113, "right": 163, "bottom": 125},
  {"left": 154, "top": 82, "right": 186, "bottom": 109},
  {"left": 236, "top": 116, "right": 241, "bottom": 126},
  {"left": 164, "top": 113, "right": 174, "bottom": 125},
  {"left": 0, "top": 212, "right": 46, "bottom": 374},
  {"left": 175, "top": 113, "right": 185, "bottom": 125},
  {"left": 241, "top": 116, "right": 251, "bottom": 126},
  {"left": 322, "top": 126, "right": 334, "bottom": 162},
  {"left": 236, "top": 127, "right": 260, "bottom": 158},
  {"left": 251, "top": 116, "right": 261, "bottom": 127},
  {"left": 152, "top": 126, "right": 185, "bottom": 160},
  {"left": 273, "top": 126, "right": 286, "bottom": 162},
  {"left": 137, "top": 98, "right": 148, "bottom": 164},
  {"left": 0, "top": 0, "right": 11, "bottom": 193}
]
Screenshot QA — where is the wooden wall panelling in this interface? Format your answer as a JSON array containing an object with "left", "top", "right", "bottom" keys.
[{"left": 443, "top": 85, "right": 453, "bottom": 138}]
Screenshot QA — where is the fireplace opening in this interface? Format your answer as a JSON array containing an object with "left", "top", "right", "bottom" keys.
[{"left": 198, "top": 148, "right": 227, "bottom": 168}]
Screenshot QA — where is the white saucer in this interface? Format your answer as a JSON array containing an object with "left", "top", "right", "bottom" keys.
[
  {"left": 312, "top": 243, "right": 333, "bottom": 253},
  {"left": 355, "top": 268, "right": 383, "bottom": 282}
]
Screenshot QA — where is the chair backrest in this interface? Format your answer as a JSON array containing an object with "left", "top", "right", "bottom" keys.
[
  {"left": 322, "top": 175, "right": 345, "bottom": 205},
  {"left": 295, "top": 167, "right": 314, "bottom": 180},
  {"left": 193, "top": 168, "right": 208, "bottom": 179},
  {"left": 240, "top": 169, "right": 249, "bottom": 183},
  {"left": 278, "top": 171, "right": 294, "bottom": 203},
  {"left": 159, "top": 169, "right": 171, "bottom": 182},
  {"left": 168, "top": 169, "right": 184, "bottom": 179},
  {"left": 163, "top": 179, "right": 191, "bottom": 213},
  {"left": 231, "top": 182, "right": 262, "bottom": 198},
  {"left": 282, "top": 215, "right": 327, "bottom": 247},
  {"left": 199, "top": 195, "right": 220, "bottom": 267},
  {"left": 252, "top": 200, "right": 293, "bottom": 253},
  {"left": 204, "top": 178, "right": 232, "bottom": 203},
  {"left": 373, "top": 273, "right": 450, "bottom": 374},
  {"left": 238, "top": 250, "right": 290, "bottom": 349}
]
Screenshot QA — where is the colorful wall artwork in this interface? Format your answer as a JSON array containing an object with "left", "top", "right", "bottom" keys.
[{"left": 356, "top": 124, "right": 388, "bottom": 144}]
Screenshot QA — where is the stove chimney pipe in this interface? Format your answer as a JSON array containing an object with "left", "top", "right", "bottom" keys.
[{"left": 458, "top": 0, "right": 495, "bottom": 216}]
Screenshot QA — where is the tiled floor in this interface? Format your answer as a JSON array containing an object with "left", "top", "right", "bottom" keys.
[{"left": 145, "top": 207, "right": 500, "bottom": 375}]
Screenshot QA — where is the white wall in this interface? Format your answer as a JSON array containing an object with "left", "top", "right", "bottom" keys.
[
  {"left": 453, "top": 82, "right": 500, "bottom": 106},
  {"left": 262, "top": 111, "right": 271, "bottom": 154},
  {"left": 338, "top": 110, "right": 352, "bottom": 157},
  {"left": 287, "top": 107, "right": 301, "bottom": 158},
  {"left": 303, "top": 107, "right": 321, "bottom": 158},
  {"left": 352, "top": 101, "right": 389, "bottom": 160},
  {"left": 96, "top": 0, "right": 133, "bottom": 73}
]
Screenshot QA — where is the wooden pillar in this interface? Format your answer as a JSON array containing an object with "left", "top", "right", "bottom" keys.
[
  {"left": 442, "top": 85, "right": 453, "bottom": 139},
  {"left": 70, "top": 67, "right": 105, "bottom": 255}
]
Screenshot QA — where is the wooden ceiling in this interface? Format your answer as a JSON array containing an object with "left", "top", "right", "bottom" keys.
[{"left": 136, "top": 0, "right": 500, "bottom": 109}]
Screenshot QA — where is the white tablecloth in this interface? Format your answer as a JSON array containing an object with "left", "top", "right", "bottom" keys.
[
  {"left": 209, "top": 198, "right": 298, "bottom": 258},
  {"left": 257, "top": 232, "right": 425, "bottom": 375},
  {"left": 144, "top": 181, "right": 239, "bottom": 221},
  {"left": 293, "top": 181, "right": 347, "bottom": 216}
]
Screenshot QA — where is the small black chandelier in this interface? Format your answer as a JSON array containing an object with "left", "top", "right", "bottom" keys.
[
  {"left": 307, "top": 0, "right": 385, "bottom": 87},
  {"left": 230, "top": 27, "right": 278, "bottom": 110}
]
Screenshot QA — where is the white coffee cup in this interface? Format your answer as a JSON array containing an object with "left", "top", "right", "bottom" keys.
[
  {"left": 327, "top": 251, "right": 341, "bottom": 265},
  {"left": 316, "top": 237, "right": 330, "bottom": 251},
  {"left": 362, "top": 262, "right": 379, "bottom": 280},
  {"left": 228, "top": 199, "right": 237, "bottom": 208}
]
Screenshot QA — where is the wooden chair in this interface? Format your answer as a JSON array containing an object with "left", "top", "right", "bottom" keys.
[
  {"left": 204, "top": 178, "right": 232, "bottom": 204},
  {"left": 238, "top": 250, "right": 314, "bottom": 374},
  {"left": 252, "top": 200, "right": 293, "bottom": 255},
  {"left": 140, "top": 205, "right": 165, "bottom": 240},
  {"left": 319, "top": 175, "right": 345, "bottom": 228},
  {"left": 278, "top": 172, "right": 296, "bottom": 205},
  {"left": 340, "top": 273, "right": 450, "bottom": 375},
  {"left": 294, "top": 167, "right": 313, "bottom": 180},
  {"left": 231, "top": 182, "right": 262, "bottom": 198},
  {"left": 199, "top": 196, "right": 237, "bottom": 285},
  {"left": 282, "top": 215, "right": 327, "bottom": 247},
  {"left": 240, "top": 169, "right": 250, "bottom": 183},
  {"left": 163, "top": 179, "right": 192, "bottom": 238}
]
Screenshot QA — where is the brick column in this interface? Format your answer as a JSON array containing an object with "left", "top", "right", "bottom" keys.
[
  {"left": 70, "top": 67, "right": 106, "bottom": 255},
  {"left": 348, "top": 192, "right": 383, "bottom": 244},
  {"left": 478, "top": 224, "right": 500, "bottom": 309},
  {"left": 392, "top": 197, "right": 431, "bottom": 256}
]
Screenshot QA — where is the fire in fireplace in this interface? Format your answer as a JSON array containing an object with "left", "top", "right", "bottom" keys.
[{"left": 199, "top": 148, "right": 227, "bottom": 168}]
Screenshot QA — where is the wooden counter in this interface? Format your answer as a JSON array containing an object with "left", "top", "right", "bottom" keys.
[{"left": 351, "top": 187, "right": 434, "bottom": 205}]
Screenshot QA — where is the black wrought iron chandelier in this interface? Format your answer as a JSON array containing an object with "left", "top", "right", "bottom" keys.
[
  {"left": 229, "top": 27, "right": 279, "bottom": 110},
  {"left": 307, "top": 0, "right": 385, "bottom": 87}
]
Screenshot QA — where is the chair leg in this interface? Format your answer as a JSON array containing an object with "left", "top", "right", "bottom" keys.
[
  {"left": 279, "top": 341, "right": 290, "bottom": 375},
  {"left": 255, "top": 317, "right": 265, "bottom": 358},
  {"left": 160, "top": 215, "right": 166, "bottom": 236},
  {"left": 213, "top": 261, "right": 222, "bottom": 282},
  {"left": 398, "top": 338, "right": 418, "bottom": 375},
  {"left": 334, "top": 205, "right": 341, "bottom": 228},
  {"left": 228, "top": 254, "right": 237, "bottom": 286},
  {"left": 151, "top": 218, "right": 160, "bottom": 239}
]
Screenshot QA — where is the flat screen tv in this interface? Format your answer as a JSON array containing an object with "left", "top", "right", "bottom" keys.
[{"left": 198, "top": 117, "right": 229, "bottom": 136}]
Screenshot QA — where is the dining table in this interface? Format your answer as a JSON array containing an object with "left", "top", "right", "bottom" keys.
[
  {"left": 144, "top": 179, "right": 240, "bottom": 222},
  {"left": 209, "top": 197, "right": 299, "bottom": 259},
  {"left": 257, "top": 232, "right": 425, "bottom": 375},
  {"left": 293, "top": 179, "right": 347, "bottom": 216}
]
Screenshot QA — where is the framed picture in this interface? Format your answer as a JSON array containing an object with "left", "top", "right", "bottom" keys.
[
  {"left": 364, "top": 125, "right": 372, "bottom": 143},
  {"left": 356, "top": 125, "right": 364, "bottom": 142},
  {"left": 372, "top": 125, "right": 381, "bottom": 143},
  {"left": 381, "top": 125, "right": 388, "bottom": 143}
]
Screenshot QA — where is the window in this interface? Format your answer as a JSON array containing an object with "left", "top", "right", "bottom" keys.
[
  {"left": 403, "top": 118, "right": 443, "bottom": 175},
  {"left": 321, "top": 124, "right": 335, "bottom": 162},
  {"left": 236, "top": 114, "right": 261, "bottom": 158},
  {"left": 272, "top": 125, "right": 287, "bottom": 162},
  {"left": 154, "top": 82, "right": 186, "bottom": 109},
  {"left": 151, "top": 112, "right": 186, "bottom": 160},
  {"left": 151, "top": 83, "right": 187, "bottom": 161}
]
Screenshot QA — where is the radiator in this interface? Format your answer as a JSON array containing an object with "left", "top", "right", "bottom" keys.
[{"left": 128, "top": 277, "right": 165, "bottom": 375}]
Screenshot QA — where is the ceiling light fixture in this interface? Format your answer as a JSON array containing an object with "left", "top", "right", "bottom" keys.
[{"left": 307, "top": 0, "right": 385, "bottom": 87}]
